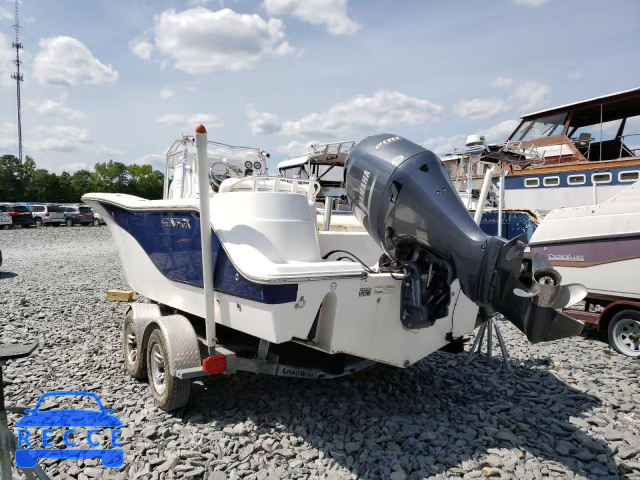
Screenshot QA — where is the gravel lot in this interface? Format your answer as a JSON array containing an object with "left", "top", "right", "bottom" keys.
[{"left": 1, "top": 227, "right": 639, "bottom": 480}]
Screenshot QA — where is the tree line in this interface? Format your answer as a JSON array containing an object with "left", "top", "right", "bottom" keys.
[{"left": 0, "top": 154, "right": 164, "bottom": 203}]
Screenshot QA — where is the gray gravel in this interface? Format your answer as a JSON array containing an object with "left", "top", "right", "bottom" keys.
[{"left": 1, "top": 226, "right": 639, "bottom": 480}]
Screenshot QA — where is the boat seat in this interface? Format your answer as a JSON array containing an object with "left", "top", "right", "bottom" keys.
[{"left": 211, "top": 191, "right": 363, "bottom": 283}]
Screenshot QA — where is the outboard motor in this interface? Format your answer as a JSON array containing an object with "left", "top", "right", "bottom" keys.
[{"left": 345, "top": 134, "right": 586, "bottom": 343}]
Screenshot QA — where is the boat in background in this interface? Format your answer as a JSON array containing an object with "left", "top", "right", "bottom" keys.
[
  {"left": 485, "top": 87, "right": 640, "bottom": 211},
  {"left": 529, "top": 180, "right": 640, "bottom": 356}
]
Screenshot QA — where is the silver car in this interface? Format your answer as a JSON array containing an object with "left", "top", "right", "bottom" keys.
[{"left": 30, "top": 204, "right": 65, "bottom": 227}]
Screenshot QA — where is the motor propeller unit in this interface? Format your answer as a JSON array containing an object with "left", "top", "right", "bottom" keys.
[{"left": 344, "top": 134, "right": 586, "bottom": 343}]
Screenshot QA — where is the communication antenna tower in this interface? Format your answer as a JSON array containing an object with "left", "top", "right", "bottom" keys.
[{"left": 11, "top": 0, "right": 24, "bottom": 163}]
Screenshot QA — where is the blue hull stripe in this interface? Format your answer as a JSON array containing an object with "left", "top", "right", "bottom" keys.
[
  {"left": 100, "top": 202, "right": 298, "bottom": 305},
  {"left": 495, "top": 164, "right": 640, "bottom": 190},
  {"left": 478, "top": 211, "right": 538, "bottom": 242}
]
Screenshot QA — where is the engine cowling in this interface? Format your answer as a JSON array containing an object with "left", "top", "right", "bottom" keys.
[{"left": 345, "top": 134, "right": 585, "bottom": 343}]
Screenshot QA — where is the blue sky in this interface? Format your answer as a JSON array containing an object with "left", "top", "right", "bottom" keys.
[{"left": 1, "top": 0, "right": 639, "bottom": 173}]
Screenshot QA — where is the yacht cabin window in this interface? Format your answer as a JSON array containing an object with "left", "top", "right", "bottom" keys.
[
  {"left": 567, "top": 174, "right": 586, "bottom": 185},
  {"left": 591, "top": 172, "right": 612, "bottom": 184},
  {"left": 619, "top": 171, "right": 640, "bottom": 182},
  {"left": 524, "top": 178, "right": 539, "bottom": 188},
  {"left": 513, "top": 113, "right": 567, "bottom": 142},
  {"left": 543, "top": 176, "right": 560, "bottom": 187}
]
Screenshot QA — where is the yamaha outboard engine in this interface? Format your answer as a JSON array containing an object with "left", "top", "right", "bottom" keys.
[{"left": 345, "top": 134, "right": 586, "bottom": 343}]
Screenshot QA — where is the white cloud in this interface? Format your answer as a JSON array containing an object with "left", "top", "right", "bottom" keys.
[
  {"left": 566, "top": 70, "right": 583, "bottom": 81},
  {"left": 0, "top": 32, "right": 14, "bottom": 86},
  {"left": 156, "top": 113, "right": 223, "bottom": 130},
  {"left": 0, "top": 7, "right": 11, "bottom": 20},
  {"left": 160, "top": 87, "right": 175, "bottom": 99},
  {"left": 277, "top": 139, "right": 317, "bottom": 156},
  {"left": 28, "top": 99, "right": 85, "bottom": 120},
  {"left": 422, "top": 134, "right": 468, "bottom": 155},
  {"left": 141, "top": 153, "right": 166, "bottom": 169},
  {"left": 280, "top": 90, "right": 442, "bottom": 137},
  {"left": 29, "top": 125, "right": 92, "bottom": 153},
  {"left": 509, "top": 80, "right": 550, "bottom": 110},
  {"left": 247, "top": 105, "right": 281, "bottom": 134},
  {"left": 482, "top": 119, "right": 520, "bottom": 143},
  {"left": 152, "top": 7, "right": 294, "bottom": 74},
  {"left": 60, "top": 162, "right": 90, "bottom": 172},
  {"left": 490, "top": 76, "right": 513, "bottom": 88},
  {"left": 513, "top": 0, "right": 551, "bottom": 6},
  {"left": 129, "top": 38, "right": 154, "bottom": 61},
  {"left": 453, "top": 97, "right": 511, "bottom": 120},
  {"left": 33, "top": 36, "right": 119, "bottom": 86},
  {"left": 264, "top": 0, "right": 360, "bottom": 36}
]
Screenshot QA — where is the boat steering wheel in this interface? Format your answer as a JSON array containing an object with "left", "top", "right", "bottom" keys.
[{"left": 209, "top": 161, "right": 243, "bottom": 191}]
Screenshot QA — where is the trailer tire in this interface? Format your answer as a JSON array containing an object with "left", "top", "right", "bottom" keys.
[
  {"left": 146, "top": 328, "right": 191, "bottom": 411},
  {"left": 123, "top": 311, "right": 146, "bottom": 379},
  {"left": 608, "top": 309, "right": 640, "bottom": 357}
]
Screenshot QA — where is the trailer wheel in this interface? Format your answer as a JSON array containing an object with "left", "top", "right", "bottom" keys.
[
  {"left": 146, "top": 328, "right": 191, "bottom": 411},
  {"left": 123, "top": 311, "right": 146, "bottom": 379},
  {"left": 608, "top": 309, "right": 640, "bottom": 357}
]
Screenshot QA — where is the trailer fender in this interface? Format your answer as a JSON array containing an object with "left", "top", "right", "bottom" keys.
[
  {"left": 128, "top": 304, "right": 202, "bottom": 376},
  {"left": 598, "top": 300, "right": 640, "bottom": 332}
]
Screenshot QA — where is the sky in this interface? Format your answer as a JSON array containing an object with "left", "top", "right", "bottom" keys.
[{"left": 0, "top": 0, "right": 639, "bottom": 174}]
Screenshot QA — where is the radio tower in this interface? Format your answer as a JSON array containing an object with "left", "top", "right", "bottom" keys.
[{"left": 11, "top": 0, "right": 24, "bottom": 163}]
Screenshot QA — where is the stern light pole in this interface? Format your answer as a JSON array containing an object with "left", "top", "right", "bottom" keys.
[{"left": 195, "top": 125, "right": 217, "bottom": 355}]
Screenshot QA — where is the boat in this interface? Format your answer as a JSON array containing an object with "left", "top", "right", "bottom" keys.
[
  {"left": 278, "top": 141, "right": 364, "bottom": 231},
  {"left": 529, "top": 180, "right": 640, "bottom": 356},
  {"left": 83, "top": 128, "right": 585, "bottom": 410},
  {"left": 485, "top": 87, "right": 640, "bottom": 211}
]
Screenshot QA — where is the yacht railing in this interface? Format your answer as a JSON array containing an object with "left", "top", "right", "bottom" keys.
[
  {"left": 224, "top": 175, "right": 321, "bottom": 201},
  {"left": 620, "top": 133, "right": 640, "bottom": 157}
]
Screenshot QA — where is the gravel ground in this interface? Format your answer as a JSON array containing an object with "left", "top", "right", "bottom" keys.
[{"left": 0, "top": 227, "right": 639, "bottom": 480}]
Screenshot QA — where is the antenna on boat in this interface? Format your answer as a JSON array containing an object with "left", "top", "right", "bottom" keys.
[{"left": 11, "top": 0, "right": 24, "bottom": 163}]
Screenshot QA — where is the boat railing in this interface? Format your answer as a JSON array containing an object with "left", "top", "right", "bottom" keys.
[
  {"left": 620, "top": 133, "right": 640, "bottom": 158},
  {"left": 285, "top": 141, "right": 356, "bottom": 165},
  {"left": 224, "top": 175, "right": 321, "bottom": 201}
]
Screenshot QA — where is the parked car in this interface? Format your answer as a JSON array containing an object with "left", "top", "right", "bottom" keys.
[
  {"left": 0, "top": 204, "right": 11, "bottom": 229},
  {"left": 63, "top": 205, "right": 95, "bottom": 226},
  {"left": 30, "top": 204, "right": 65, "bottom": 227},
  {"left": 92, "top": 210, "right": 106, "bottom": 226},
  {"left": 5, "top": 204, "right": 35, "bottom": 228}
]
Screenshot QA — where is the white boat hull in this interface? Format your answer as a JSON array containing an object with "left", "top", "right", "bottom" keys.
[{"left": 85, "top": 193, "right": 479, "bottom": 368}]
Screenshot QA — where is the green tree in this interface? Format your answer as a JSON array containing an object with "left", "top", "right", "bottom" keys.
[
  {"left": 93, "top": 160, "right": 129, "bottom": 192},
  {"left": 0, "top": 154, "right": 23, "bottom": 201},
  {"left": 71, "top": 169, "right": 95, "bottom": 201},
  {"left": 22, "top": 156, "right": 37, "bottom": 201}
]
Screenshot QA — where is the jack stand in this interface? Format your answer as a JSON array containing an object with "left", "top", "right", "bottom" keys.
[
  {"left": 0, "top": 343, "right": 50, "bottom": 480},
  {"left": 464, "top": 309, "right": 512, "bottom": 371}
]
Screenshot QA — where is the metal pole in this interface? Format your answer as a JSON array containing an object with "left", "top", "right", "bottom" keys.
[
  {"left": 498, "top": 165, "right": 506, "bottom": 237},
  {"left": 466, "top": 157, "right": 473, "bottom": 209},
  {"left": 322, "top": 197, "right": 333, "bottom": 231},
  {"left": 600, "top": 104, "right": 603, "bottom": 163},
  {"left": 195, "top": 125, "right": 216, "bottom": 354},
  {"left": 474, "top": 165, "right": 494, "bottom": 225}
]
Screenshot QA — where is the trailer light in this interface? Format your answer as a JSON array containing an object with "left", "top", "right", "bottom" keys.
[{"left": 202, "top": 354, "right": 226, "bottom": 375}]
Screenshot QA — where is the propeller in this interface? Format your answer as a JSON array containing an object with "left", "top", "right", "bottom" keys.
[{"left": 514, "top": 254, "right": 588, "bottom": 310}]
